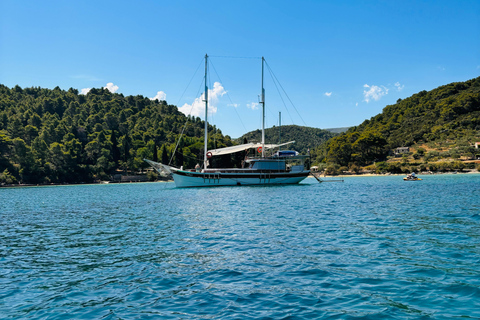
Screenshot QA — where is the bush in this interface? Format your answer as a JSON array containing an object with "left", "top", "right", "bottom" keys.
[
  {"left": 425, "top": 151, "right": 439, "bottom": 161},
  {"left": 349, "top": 163, "right": 361, "bottom": 174},
  {"left": 401, "top": 166, "right": 414, "bottom": 174},
  {"left": 436, "top": 162, "right": 450, "bottom": 172},
  {"left": 452, "top": 161, "right": 465, "bottom": 171},
  {"left": 147, "top": 170, "right": 158, "bottom": 181},
  {"left": 0, "top": 169, "right": 17, "bottom": 184},
  {"left": 375, "top": 161, "right": 387, "bottom": 173},
  {"left": 96, "top": 172, "right": 111, "bottom": 181},
  {"left": 339, "top": 166, "right": 348, "bottom": 173},
  {"left": 386, "top": 162, "right": 403, "bottom": 173},
  {"left": 466, "top": 162, "right": 475, "bottom": 169},
  {"left": 416, "top": 148, "right": 426, "bottom": 156},
  {"left": 325, "top": 164, "right": 340, "bottom": 175}
]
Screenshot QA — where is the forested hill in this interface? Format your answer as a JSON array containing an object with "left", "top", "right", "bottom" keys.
[
  {"left": 238, "top": 125, "right": 337, "bottom": 154},
  {"left": 313, "top": 76, "right": 480, "bottom": 166},
  {"left": 0, "top": 85, "right": 234, "bottom": 184},
  {"left": 324, "top": 127, "right": 350, "bottom": 134}
]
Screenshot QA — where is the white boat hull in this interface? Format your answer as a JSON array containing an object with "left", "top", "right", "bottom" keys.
[{"left": 170, "top": 170, "right": 309, "bottom": 188}]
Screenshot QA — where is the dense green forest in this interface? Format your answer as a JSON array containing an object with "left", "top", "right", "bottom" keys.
[
  {"left": 2, "top": 76, "right": 479, "bottom": 184},
  {"left": 312, "top": 76, "right": 480, "bottom": 173},
  {"left": 0, "top": 85, "right": 235, "bottom": 184},
  {"left": 238, "top": 125, "right": 337, "bottom": 155}
]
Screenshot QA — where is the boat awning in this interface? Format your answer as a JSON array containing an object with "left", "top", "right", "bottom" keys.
[
  {"left": 208, "top": 141, "right": 295, "bottom": 156},
  {"left": 208, "top": 143, "right": 256, "bottom": 156}
]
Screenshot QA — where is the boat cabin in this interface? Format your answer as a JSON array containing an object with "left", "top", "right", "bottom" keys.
[{"left": 247, "top": 159, "right": 286, "bottom": 171}]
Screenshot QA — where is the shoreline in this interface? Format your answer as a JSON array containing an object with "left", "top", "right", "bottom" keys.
[
  {"left": 2, "top": 171, "right": 478, "bottom": 188},
  {"left": 0, "top": 179, "right": 172, "bottom": 189},
  {"left": 313, "top": 170, "right": 480, "bottom": 178}
]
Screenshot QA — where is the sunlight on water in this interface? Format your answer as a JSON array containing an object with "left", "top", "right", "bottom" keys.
[{"left": 1, "top": 174, "right": 479, "bottom": 319}]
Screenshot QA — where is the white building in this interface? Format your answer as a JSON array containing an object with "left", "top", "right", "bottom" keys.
[{"left": 394, "top": 147, "right": 410, "bottom": 156}]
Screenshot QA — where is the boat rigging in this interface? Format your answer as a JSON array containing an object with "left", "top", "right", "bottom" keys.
[{"left": 145, "top": 54, "right": 311, "bottom": 187}]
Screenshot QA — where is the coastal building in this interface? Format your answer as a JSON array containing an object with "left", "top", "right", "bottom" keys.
[{"left": 394, "top": 147, "right": 410, "bottom": 156}]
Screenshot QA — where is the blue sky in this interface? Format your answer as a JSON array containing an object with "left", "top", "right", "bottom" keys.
[{"left": 1, "top": 0, "right": 479, "bottom": 138}]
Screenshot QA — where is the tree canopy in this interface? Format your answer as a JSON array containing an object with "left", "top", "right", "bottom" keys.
[
  {"left": 0, "top": 85, "right": 234, "bottom": 184},
  {"left": 312, "top": 76, "right": 480, "bottom": 168}
]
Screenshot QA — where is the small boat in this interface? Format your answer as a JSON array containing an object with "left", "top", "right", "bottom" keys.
[
  {"left": 145, "top": 54, "right": 310, "bottom": 188},
  {"left": 403, "top": 173, "right": 422, "bottom": 181}
]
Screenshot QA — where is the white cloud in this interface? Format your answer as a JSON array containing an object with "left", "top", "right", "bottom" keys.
[
  {"left": 395, "top": 82, "right": 404, "bottom": 91},
  {"left": 324, "top": 92, "right": 332, "bottom": 97},
  {"left": 80, "top": 88, "right": 91, "bottom": 95},
  {"left": 150, "top": 91, "right": 167, "bottom": 101},
  {"left": 178, "top": 82, "right": 226, "bottom": 117},
  {"left": 228, "top": 103, "right": 239, "bottom": 108},
  {"left": 104, "top": 82, "right": 119, "bottom": 93},
  {"left": 247, "top": 102, "right": 259, "bottom": 110},
  {"left": 356, "top": 102, "right": 358, "bottom": 106},
  {"left": 363, "top": 84, "right": 389, "bottom": 103}
]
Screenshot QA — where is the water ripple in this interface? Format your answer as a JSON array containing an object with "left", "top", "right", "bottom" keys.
[{"left": 1, "top": 175, "right": 480, "bottom": 319}]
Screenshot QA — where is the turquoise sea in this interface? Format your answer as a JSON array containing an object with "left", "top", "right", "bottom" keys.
[{"left": 1, "top": 174, "right": 480, "bottom": 319}]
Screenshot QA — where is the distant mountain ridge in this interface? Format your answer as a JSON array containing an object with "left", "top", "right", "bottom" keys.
[
  {"left": 324, "top": 127, "right": 350, "bottom": 134},
  {"left": 237, "top": 125, "right": 337, "bottom": 154}
]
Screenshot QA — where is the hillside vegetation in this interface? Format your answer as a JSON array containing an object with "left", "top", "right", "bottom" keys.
[
  {"left": 3, "top": 75, "right": 479, "bottom": 184},
  {"left": 0, "top": 85, "right": 235, "bottom": 184},
  {"left": 238, "top": 125, "right": 337, "bottom": 155},
  {"left": 312, "top": 76, "right": 480, "bottom": 173}
]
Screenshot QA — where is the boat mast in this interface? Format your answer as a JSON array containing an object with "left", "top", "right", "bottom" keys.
[
  {"left": 279, "top": 111, "right": 281, "bottom": 152},
  {"left": 261, "top": 57, "right": 265, "bottom": 157},
  {"left": 203, "top": 54, "right": 209, "bottom": 168}
]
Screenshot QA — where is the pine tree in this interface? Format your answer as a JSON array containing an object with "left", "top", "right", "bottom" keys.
[
  {"left": 161, "top": 144, "right": 168, "bottom": 165},
  {"left": 110, "top": 130, "right": 120, "bottom": 166},
  {"left": 153, "top": 143, "right": 158, "bottom": 162}
]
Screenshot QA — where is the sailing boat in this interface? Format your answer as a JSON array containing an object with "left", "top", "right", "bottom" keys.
[{"left": 145, "top": 54, "right": 310, "bottom": 187}]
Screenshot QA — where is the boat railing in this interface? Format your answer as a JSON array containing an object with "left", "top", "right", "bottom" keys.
[
  {"left": 246, "top": 155, "right": 309, "bottom": 160},
  {"left": 201, "top": 168, "right": 305, "bottom": 174}
]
